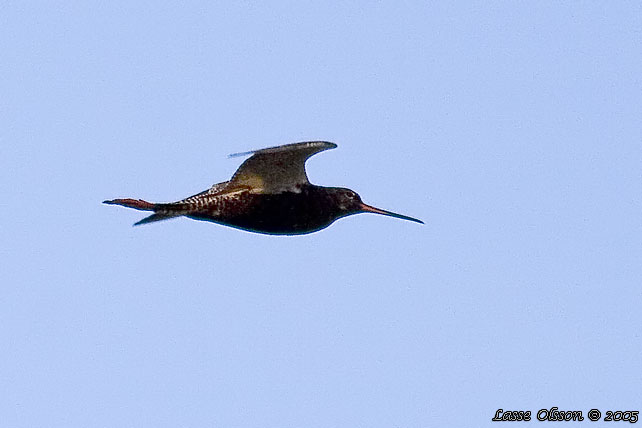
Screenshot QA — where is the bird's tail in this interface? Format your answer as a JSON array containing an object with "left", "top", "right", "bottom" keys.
[
  {"left": 103, "top": 198, "right": 181, "bottom": 226},
  {"left": 103, "top": 198, "right": 156, "bottom": 211}
]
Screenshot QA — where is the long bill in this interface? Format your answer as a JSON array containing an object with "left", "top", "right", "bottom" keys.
[{"left": 359, "top": 203, "right": 424, "bottom": 224}]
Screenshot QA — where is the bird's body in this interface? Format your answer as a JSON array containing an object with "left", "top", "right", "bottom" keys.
[
  {"left": 105, "top": 142, "right": 422, "bottom": 235},
  {"left": 185, "top": 184, "right": 356, "bottom": 234}
]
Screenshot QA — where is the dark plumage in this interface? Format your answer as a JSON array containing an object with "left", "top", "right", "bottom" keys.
[{"left": 104, "top": 141, "right": 423, "bottom": 235}]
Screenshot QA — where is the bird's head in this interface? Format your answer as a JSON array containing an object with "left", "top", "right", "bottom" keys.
[{"left": 332, "top": 188, "right": 423, "bottom": 224}]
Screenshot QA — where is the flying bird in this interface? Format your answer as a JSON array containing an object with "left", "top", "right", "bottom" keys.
[{"left": 104, "top": 141, "right": 423, "bottom": 235}]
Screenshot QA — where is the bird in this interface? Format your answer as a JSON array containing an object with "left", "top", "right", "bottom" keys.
[{"left": 104, "top": 141, "right": 423, "bottom": 235}]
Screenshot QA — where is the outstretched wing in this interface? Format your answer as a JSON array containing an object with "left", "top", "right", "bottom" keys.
[{"left": 228, "top": 141, "right": 337, "bottom": 193}]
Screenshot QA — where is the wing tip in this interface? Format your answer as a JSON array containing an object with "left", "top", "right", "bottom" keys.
[{"left": 229, "top": 141, "right": 337, "bottom": 158}]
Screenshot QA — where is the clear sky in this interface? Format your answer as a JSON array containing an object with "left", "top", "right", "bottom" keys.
[{"left": 1, "top": 2, "right": 640, "bottom": 427}]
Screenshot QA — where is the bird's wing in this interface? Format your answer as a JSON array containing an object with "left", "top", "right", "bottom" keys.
[{"left": 228, "top": 141, "right": 337, "bottom": 193}]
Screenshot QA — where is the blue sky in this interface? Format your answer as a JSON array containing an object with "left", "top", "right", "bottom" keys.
[{"left": 1, "top": 1, "right": 641, "bottom": 427}]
